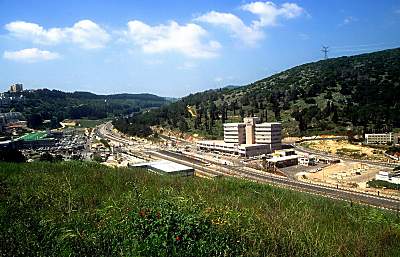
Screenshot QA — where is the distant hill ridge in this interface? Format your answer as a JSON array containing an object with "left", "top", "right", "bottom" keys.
[
  {"left": 114, "top": 48, "right": 400, "bottom": 137},
  {"left": 23, "top": 89, "right": 166, "bottom": 101},
  {"left": 0, "top": 88, "right": 169, "bottom": 131}
]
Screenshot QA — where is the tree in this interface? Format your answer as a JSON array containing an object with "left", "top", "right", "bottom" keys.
[
  {"left": 264, "top": 108, "right": 268, "bottom": 122},
  {"left": 92, "top": 154, "right": 103, "bottom": 163},
  {"left": 54, "top": 154, "right": 64, "bottom": 162},
  {"left": 50, "top": 116, "right": 60, "bottom": 129},
  {"left": 273, "top": 106, "right": 281, "bottom": 121},
  {"left": 230, "top": 100, "right": 237, "bottom": 115},
  {"left": 27, "top": 114, "right": 43, "bottom": 129},
  {"left": 0, "top": 149, "right": 26, "bottom": 163},
  {"left": 178, "top": 120, "right": 189, "bottom": 132},
  {"left": 40, "top": 152, "right": 54, "bottom": 162},
  {"left": 239, "top": 109, "right": 245, "bottom": 120}
]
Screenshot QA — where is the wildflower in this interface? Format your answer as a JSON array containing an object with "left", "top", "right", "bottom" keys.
[{"left": 176, "top": 236, "right": 181, "bottom": 241}]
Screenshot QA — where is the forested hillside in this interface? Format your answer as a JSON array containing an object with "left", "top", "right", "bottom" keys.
[
  {"left": 2, "top": 89, "right": 168, "bottom": 129},
  {"left": 114, "top": 48, "right": 400, "bottom": 137}
]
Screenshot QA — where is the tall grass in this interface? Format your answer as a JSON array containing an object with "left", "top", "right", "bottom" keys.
[{"left": 0, "top": 161, "right": 400, "bottom": 256}]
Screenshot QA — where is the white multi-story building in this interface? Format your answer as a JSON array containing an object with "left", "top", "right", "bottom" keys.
[
  {"left": 365, "top": 133, "right": 397, "bottom": 145},
  {"left": 197, "top": 117, "right": 282, "bottom": 157},
  {"left": 223, "top": 123, "right": 246, "bottom": 144},
  {"left": 255, "top": 122, "right": 282, "bottom": 150}
]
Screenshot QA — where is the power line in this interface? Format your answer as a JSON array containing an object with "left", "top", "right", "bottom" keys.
[{"left": 321, "top": 46, "right": 329, "bottom": 60}]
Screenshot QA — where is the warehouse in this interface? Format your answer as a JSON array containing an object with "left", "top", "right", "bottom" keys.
[
  {"left": 266, "top": 155, "right": 299, "bottom": 168},
  {"left": 130, "top": 160, "right": 195, "bottom": 176}
]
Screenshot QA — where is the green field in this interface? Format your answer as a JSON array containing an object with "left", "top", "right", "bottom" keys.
[
  {"left": 1, "top": 162, "right": 400, "bottom": 256},
  {"left": 18, "top": 131, "right": 48, "bottom": 141}
]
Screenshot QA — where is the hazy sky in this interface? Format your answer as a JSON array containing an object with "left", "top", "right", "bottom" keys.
[{"left": 0, "top": 0, "right": 399, "bottom": 97}]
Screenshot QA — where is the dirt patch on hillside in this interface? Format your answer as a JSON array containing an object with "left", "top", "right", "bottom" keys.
[{"left": 302, "top": 140, "right": 387, "bottom": 161}]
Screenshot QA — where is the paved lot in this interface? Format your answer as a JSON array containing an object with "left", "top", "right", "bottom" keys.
[{"left": 281, "top": 163, "right": 328, "bottom": 179}]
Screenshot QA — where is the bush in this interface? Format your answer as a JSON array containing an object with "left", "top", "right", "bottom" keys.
[
  {"left": 367, "top": 179, "right": 400, "bottom": 190},
  {"left": 0, "top": 148, "right": 26, "bottom": 163}
]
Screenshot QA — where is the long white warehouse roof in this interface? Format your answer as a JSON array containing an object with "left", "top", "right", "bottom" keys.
[{"left": 131, "top": 160, "right": 193, "bottom": 173}]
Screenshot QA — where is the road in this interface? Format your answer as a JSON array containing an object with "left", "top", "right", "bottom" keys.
[
  {"left": 157, "top": 149, "right": 400, "bottom": 211},
  {"left": 96, "top": 122, "right": 400, "bottom": 211}
]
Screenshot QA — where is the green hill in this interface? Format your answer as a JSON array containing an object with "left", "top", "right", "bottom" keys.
[
  {"left": 1, "top": 161, "right": 399, "bottom": 256},
  {"left": 114, "top": 48, "right": 400, "bottom": 138},
  {"left": 1, "top": 89, "right": 169, "bottom": 130}
]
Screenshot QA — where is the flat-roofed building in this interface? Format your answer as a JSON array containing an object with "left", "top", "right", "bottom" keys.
[
  {"left": 223, "top": 123, "right": 246, "bottom": 144},
  {"left": 0, "top": 112, "right": 23, "bottom": 124},
  {"left": 266, "top": 155, "right": 299, "bottom": 168},
  {"left": 9, "top": 83, "right": 23, "bottom": 93},
  {"left": 365, "top": 133, "right": 397, "bottom": 145},
  {"left": 375, "top": 171, "right": 400, "bottom": 185},
  {"left": 130, "top": 160, "right": 194, "bottom": 176},
  {"left": 197, "top": 117, "right": 283, "bottom": 158},
  {"left": 197, "top": 140, "right": 271, "bottom": 157},
  {"left": 255, "top": 122, "right": 282, "bottom": 151}
]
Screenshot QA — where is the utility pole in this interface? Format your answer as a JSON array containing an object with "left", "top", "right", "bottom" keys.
[{"left": 321, "top": 46, "right": 329, "bottom": 60}]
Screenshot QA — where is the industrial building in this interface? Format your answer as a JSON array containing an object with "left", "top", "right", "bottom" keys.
[
  {"left": 197, "top": 117, "right": 282, "bottom": 157},
  {"left": 266, "top": 155, "right": 299, "bottom": 168},
  {"left": 365, "top": 133, "right": 398, "bottom": 145},
  {"left": 130, "top": 160, "right": 195, "bottom": 176},
  {"left": 266, "top": 149, "right": 299, "bottom": 168}
]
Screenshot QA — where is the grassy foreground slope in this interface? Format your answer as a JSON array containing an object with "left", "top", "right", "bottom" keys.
[{"left": 1, "top": 162, "right": 400, "bottom": 256}]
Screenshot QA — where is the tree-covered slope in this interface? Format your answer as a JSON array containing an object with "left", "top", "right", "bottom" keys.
[
  {"left": 114, "top": 48, "right": 400, "bottom": 137},
  {"left": 1, "top": 161, "right": 400, "bottom": 256},
  {"left": 2, "top": 89, "right": 168, "bottom": 129}
]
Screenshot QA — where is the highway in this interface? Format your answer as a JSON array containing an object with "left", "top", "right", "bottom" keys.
[
  {"left": 96, "top": 122, "right": 400, "bottom": 211},
  {"left": 157, "top": 149, "right": 400, "bottom": 211}
]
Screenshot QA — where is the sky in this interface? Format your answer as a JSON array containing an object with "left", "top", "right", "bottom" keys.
[{"left": 0, "top": 0, "right": 400, "bottom": 97}]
